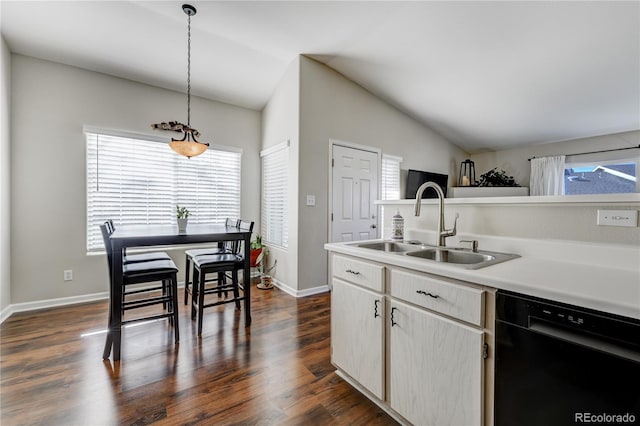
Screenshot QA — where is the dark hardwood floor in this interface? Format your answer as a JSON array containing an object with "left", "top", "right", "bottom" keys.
[{"left": 0, "top": 284, "right": 398, "bottom": 425}]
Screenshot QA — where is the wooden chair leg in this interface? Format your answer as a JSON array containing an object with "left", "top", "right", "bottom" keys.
[
  {"left": 197, "top": 269, "right": 206, "bottom": 336},
  {"left": 217, "top": 272, "right": 223, "bottom": 297},
  {"left": 232, "top": 270, "right": 241, "bottom": 310},
  {"left": 184, "top": 255, "right": 191, "bottom": 305},
  {"left": 191, "top": 267, "right": 199, "bottom": 320},
  {"left": 171, "top": 273, "right": 179, "bottom": 343},
  {"left": 162, "top": 279, "right": 169, "bottom": 311}
]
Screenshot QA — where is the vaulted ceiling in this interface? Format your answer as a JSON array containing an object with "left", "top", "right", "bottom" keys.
[{"left": 2, "top": 1, "right": 638, "bottom": 153}]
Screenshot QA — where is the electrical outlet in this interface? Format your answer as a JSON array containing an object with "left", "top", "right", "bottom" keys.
[
  {"left": 306, "top": 195, "right": 316, "bottom": 206},
  {"left": 597, "top": 209, "right": 638, "bottom": 227},
  {"left": 64, "top": 270, "right": 73, "bottom": 281}
]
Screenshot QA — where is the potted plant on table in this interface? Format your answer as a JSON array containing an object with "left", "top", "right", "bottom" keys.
[{"left": 176, "top": 204, "right": 190, "bottom": 232}]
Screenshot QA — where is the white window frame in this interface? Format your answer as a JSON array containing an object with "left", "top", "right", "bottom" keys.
[
  {"left": 85, "top": 127, "right": 242, "bottom": 252},
  {"left": 260, "top": 140, "right": 289, "bottom": 249}
]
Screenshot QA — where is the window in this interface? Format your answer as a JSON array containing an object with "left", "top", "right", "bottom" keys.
[
  {"left": 381, "top": 154, "right": 402, "bottom": 200},
  {"left": 564, "top": 159, "right": 637, "bottom": 195},
  {"left": 261, "top": 141, "right": 289, "bottom": 248},
  {"left": 86, "top": 129, "right": 241, "bottom": 252}
]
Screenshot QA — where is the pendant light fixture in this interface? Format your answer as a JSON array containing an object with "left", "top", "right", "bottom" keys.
[{"left": 152, "top": 4, "right": 209, "bottom": 158}]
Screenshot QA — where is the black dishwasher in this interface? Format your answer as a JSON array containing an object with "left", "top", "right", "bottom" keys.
[{"left": 495, "top": 290, "right": 640, "bottom": 426}]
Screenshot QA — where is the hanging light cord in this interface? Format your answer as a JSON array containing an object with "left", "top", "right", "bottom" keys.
[{"left": 187, "top": 11, "right": 191, "bottom": 129}]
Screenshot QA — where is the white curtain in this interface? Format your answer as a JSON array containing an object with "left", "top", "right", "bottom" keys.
[{"left": 530, "top": 155, "right": 566, "bottom": 196}]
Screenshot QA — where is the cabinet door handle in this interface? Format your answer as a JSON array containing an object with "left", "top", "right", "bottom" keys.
[
  {"left": 416, "top": 290, "right": 440, "bottom": 299},
  {"left": 374, "top": 299, "right": 380, "bottom": 318},
  {"left": 345, "top": 269, "right": 361, "bottom": 276},
  {"left": 391, "top": 307, "right": 398, "bottom": 327}
]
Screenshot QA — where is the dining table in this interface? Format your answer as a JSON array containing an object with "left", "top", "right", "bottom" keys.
[{"left": 102, "top": 223, "right": 252, "bottom": 361}]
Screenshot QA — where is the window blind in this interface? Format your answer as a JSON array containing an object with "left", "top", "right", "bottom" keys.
[
  {"left": 261, "top": 142, "right": 289, "bottom": 248},
  {"left": 381, "top": 154, "right": 402, "bottom": 200},
  {"left": 86, "top": 131, "right": 241, "bottom": 252}
]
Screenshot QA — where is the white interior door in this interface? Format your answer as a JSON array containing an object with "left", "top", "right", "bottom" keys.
[{"left": 331, "top": 144, "right": 379, "bottom": 242}]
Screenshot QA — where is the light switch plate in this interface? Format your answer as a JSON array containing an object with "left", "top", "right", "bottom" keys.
[
  {"left": 306, "top": 195, "right": 316, "bottom": 206},
  {"left": 597, "top": 209, "right": 638, "bottom": 227}
]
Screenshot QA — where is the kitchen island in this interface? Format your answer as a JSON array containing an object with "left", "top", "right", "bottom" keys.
[{"left": 325, "top": 235, "right": 639, "bottom": 425}]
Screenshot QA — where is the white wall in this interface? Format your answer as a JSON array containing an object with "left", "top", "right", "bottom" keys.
[
  {"left": 1, "top": 37, "right": 10, "bottom": 313},
  {"left": 298, "top": 56, "right": 467, "bottom": 291},
  {"left": 10, "top": 54, "right": 261, "bottom": 304},
  {"left": 260, "top": 57, "right": 300, "bottom": 293},
  {"left": 470, "top": 130, "right": 640, "bottom": 187}
]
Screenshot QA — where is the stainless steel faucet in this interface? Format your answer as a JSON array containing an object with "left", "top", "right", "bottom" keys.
[{"left": 414, "top": 181, "right": 458, "bottom": 246}]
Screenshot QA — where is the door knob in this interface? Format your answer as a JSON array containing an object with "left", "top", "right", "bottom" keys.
[{"left": 370, "top": 224, "right": 377, "bottom": 229}]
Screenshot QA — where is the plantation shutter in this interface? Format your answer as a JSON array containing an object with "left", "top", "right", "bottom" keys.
[
  {"left": 381, "top": 154, "right": 402, "bottom": 200},
  {"left": 261, "top": 141, "right": 289, "bottom": 248}
]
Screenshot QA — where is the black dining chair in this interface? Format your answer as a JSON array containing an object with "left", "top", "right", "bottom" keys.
[
  {"left": 190, "top": 220, "right": 254, "bottom": 336},
  {"left": 105, "top": 221, "right": 172, "bottom": 308},
  {"left": 100, "top": 223, "right": 180, "bottom": 344},
  {"left": 183, "top": 218, "right": 239, "bottom": 305},
  {"left": 106, "top": 220, "right": 173, "bottom": 264}
]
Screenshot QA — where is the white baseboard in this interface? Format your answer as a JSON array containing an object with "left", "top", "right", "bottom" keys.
[
  {"left": 0, "top": 279, "right": 329, "bottom": 324},
  {"left": 0, "top": 304, "right": 14, "bottom": 324},
  {"left": 0, "top": 282, "right": 189, "bottom": 324},
  {"left": 2, "top": 291, "right": 110, "bottom": 324},
  {"left": 271, "top": 278, "right": 330, "bottom": 298}
]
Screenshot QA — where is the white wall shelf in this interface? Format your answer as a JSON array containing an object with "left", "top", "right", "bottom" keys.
[{"left": 376, "top": 193, "right": 640, "bottom": 206}]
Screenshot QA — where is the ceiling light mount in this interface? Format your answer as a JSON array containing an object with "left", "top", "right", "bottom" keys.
[
  {"left": 151, "top": 3, "right": 209, "bottom": 159},
  {"left": 182, "top": 4, "right": 196, "bottom": 16}
]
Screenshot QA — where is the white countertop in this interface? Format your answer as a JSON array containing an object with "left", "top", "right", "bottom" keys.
[{"left": 325, "top": 238, "right": 640, "bottom": 320}]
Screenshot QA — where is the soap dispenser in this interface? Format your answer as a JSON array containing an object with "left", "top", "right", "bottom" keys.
[{"left": 391, "top": 209, "right": 404, "bottom": 240}]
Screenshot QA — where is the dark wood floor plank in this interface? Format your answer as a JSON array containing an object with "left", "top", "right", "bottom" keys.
[{"left": 1, "top": 286, "right": 398, "bottom": 425}]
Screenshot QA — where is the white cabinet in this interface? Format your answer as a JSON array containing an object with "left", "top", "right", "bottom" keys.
[
  {"left": 329, "top": 253, "right": 491, "bottom": 426},
  {"left": 331, "top": 277, "right": 384, "bottom": 399},
  {"left": 389, "top": 298, "right": 484, "bottom": 426},
  {"left": 333, "top": 254, "right": 385, "bottom": 292},
  {"left": 390, "top": 268, "right": 485, "bottom": 327}
]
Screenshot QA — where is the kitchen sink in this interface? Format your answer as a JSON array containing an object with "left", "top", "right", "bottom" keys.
[
  {"left": 356, "top": 241, "right": 419, "bottom": 252},
  {"left": 354, "top": 240, "right": 520, "bottom": 269},
  {"left": 406, "top": 249, "right": 494, "bottom": 264}
]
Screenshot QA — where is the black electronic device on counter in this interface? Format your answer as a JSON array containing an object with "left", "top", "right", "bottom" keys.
[{"left": 404, "top": 169, "right": 448, "bottom": 199}]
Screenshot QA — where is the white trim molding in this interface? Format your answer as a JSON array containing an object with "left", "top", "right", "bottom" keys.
[
  {"left": 1, "top": 291, "right": 110, "bottom": 324},
  {"left": 260, "top": 139, "right": 290, "bottom": 157},
  {"left": 0, "top": 279, "right": 329, "bottom": 324},
  {"left": 271, "top": 277, "right": 330, "bottom": 298}
]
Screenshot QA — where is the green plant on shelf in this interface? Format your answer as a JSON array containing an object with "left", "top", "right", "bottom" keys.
[{"left": 477, "top": 168, "right": 520, "bottom": 187}]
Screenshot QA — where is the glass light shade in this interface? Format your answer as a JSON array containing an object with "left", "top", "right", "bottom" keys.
[{"left": 169, "top": 139, "right": 208, "bottom": 158}]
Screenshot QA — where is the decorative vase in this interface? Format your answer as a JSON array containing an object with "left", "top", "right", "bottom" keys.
[
  {"left": 258, "top": 275, "right": 273, "bottom": 290},
  {"left": 250, "top": 248, "right": 262, "bottom": 267},
  {"left": 177, "top": 218, "right": 188, "bottom": 232}
]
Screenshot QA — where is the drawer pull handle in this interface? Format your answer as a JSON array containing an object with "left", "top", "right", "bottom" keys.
[
  {"left": 417, "top": 290, "right": 440, "bottom": 299},
  {"left": 391, "top": 307, "right": 398, "bottom": 327},
  {"left": 345, "top": 269, "right": 361, "bottom": 276},
  {"left": 374, "top": 299, "right": 380, "bottom": 318}
]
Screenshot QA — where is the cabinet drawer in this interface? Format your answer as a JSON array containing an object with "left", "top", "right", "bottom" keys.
[
  {"left": 390, "top": 269, "right": 484, "bottom": 326},
  {"left": 333, "top": 254, "right": 384, "bottom": 292}
]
